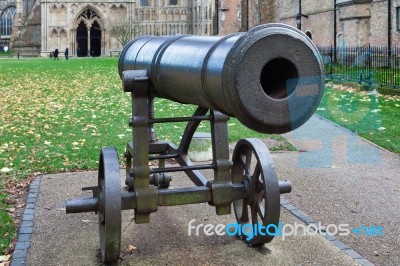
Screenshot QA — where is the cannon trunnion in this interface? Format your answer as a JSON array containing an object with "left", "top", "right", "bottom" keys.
[{"left": 66, "top": 24, "right": 324, "bottom": 263}]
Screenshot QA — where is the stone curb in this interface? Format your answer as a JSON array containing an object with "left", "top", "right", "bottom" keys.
[
  {"left": 280, "top": 196, "right": 374, "bottom": 266},
  {"left": 10, "top": 176, "right": 41, "bottom": 266}
]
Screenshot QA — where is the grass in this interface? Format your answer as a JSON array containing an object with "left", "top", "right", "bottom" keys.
[
  {"left": 0, "top": 58, "right": 128, "bottom": 179},
  {"left": 378, "top": 86, "right": 400, "bottom": 96},
  {"left": 0, "top": 194, "right": 14, "bottom": 252},
  {"left": 0, "top": 57, "right": 292, "bottom": 253},
  {"left": 0, "top": 57, "right": 291, "bottom": 180},
  {"left": 0, "top": 51, "right": 12, "bottom": 56},
  {"left": 325, "top": 63, "right": 400, "bottom": 89},
  {"left": 316, "top": 83, "right": 400, "bottom": 154}
]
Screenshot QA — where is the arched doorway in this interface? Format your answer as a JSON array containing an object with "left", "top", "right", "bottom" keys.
[
  {"left": 75, "top": 9, "right": 102, "bottom": 57},
  {"left": 90, "top": 21, "right": 101, "bottom": 57},
  {"left": 77, "top": 21, "right": 88, "bottom": 57}
]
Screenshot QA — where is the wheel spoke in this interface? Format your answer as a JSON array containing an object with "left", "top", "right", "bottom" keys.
[
  {"left": 252, "top": 164, "right": 260, "bottom": 180},
  {"left": 237, "top": 156, "right": 247, "bottom": 172},
  {"left": 255, "top": 188, "right": 264, "bottom": 204},
  {"left": 240, "top": 203, "right": 249, "bottom": 223},
  {"left": 251, "top": 202, "right": 258, "bottom": 225},
  {"left": 256, "top": 182, "right": 264, "bottom": 194},
  {"left": 245, "top": 150, "right": 252, "bottom": 175},
  {"left": 256, "top": 203, "right": 265, "bottom": 221}
]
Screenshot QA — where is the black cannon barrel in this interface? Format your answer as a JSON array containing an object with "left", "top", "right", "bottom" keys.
[{"left": 118, "top": 23, "right": 324, "bottom": 134}]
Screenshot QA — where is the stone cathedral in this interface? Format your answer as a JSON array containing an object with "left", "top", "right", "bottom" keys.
[
  {"left": 0, "top": 0, "right": 215, "bottom": 57},
  {"left": 3, "top": 0, "right": 396, "bottom": 57}
]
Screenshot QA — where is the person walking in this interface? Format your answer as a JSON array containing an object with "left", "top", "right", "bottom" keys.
[
  {"left": 65, "top": 47, "right": 69, "bottom": 60},
  {"left": 54, "top": 48, "right": 59, "bottom": 60}
]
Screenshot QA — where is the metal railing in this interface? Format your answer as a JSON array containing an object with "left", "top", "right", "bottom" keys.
[{"left": 318, "top": 45, "right": 400, "bottom": 89}]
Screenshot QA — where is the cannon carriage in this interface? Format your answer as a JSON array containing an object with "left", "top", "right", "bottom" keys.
[{"left": 66, "top": 23, "right": 324, "bottom": 263}]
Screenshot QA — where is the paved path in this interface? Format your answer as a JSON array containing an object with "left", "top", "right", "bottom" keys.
[
  {"left": 24, "top": 171, "right": 358, "bottom": 266},
  {"left": 281, "top": 115, "right": 400, "bottom": 265},
  {"left": 12, "top": 115, "right": 399, "bottom": 265}
]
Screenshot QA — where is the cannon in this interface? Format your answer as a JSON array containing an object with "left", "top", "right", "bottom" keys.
[{"left": 66, "top": 23, "right": 324, "bottom": 263}]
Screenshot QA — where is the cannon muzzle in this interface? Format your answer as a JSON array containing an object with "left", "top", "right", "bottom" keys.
[{"left": 118, "top": 24, "right": 324, "bottom": 134}]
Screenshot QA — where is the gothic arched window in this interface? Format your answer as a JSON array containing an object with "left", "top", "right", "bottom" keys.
[
  {"left": 0, "top": 6, "right": 16, "bottom": 37},
  {"left": 79, "top": 8, "right": 100, "bottom": 20}
]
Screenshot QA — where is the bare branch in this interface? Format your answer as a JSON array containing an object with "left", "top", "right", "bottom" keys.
[{"left": 109, "top": 16, "right": 142, "bottom": 47}]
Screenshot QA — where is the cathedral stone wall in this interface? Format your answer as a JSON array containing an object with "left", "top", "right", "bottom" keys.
[
  {"left": 271, "top": 0, "right": 400, "bottom": 48},
  {"left": 35, "top": 0, "right": 214, "bottom": 56},
  {"left": 9, "top": 0, "right": 400, "bottom": 56}
]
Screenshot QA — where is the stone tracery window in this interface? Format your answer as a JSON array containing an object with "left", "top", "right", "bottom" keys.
[
  {"left": 0, "top": 6, "right": 16, "bottom": 37},
  {"left": 79, "top": 9, "right": 100, "bottom": 21}
]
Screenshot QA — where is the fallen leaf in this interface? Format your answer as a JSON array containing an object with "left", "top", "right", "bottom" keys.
[
  {"left": 7, "top": 208, "right": 15, "bottom": 213},
  {"left": 0, "top": 254, "right": 10, "bottom": 262},
  {"left": 1, "top": 167, "right": 12, "bottom": 173},
  {"left": 127, "top": 244, "right": 137, "bottom": 252}
]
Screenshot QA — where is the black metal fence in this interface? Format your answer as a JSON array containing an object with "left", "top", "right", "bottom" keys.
[{"left": 318, "top": 45, "right": 400, "bottom": 89}]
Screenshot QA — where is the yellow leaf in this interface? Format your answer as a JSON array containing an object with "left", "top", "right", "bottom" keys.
[
  {"left": 1, "top": 167, "right": 12, "bottom": 173},
  {"left": 0, "top": 254, "right": 10, "bottom": 262},
  {"left": 127, "top": 244, "right": 137, "bottom": 252}
]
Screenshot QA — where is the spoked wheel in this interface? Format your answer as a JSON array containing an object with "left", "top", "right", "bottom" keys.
[
  {"left": 98, "top": 147, "right": 122, "bottom": 263},
  {"left": 232, "top": 138, "right": 280, "bottom": 245}
]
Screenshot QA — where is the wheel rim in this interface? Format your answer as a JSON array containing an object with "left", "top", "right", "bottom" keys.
[
  {"left": 232, "top": 138, "right": 280, "bottom": 245},
  {"left": 98, "top": 147, "right": 121, "bottom": 263}
]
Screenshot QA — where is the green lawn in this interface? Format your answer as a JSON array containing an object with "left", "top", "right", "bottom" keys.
[
  {"left": 316, "top": 84, "right": 400, "bottom": 154},
  {"left": 0, "top": 57, "right": 292, "bottom": 254},
  {"left": 1, "top": 58, "right": 128, "bottom": 179},
  {"left": 326, "top": 63, "right": 400, "bottom": 89},
  {"left": 0, "top": 193, "right": 14, "bottom": 252},
  {"left": 0, "top": 57, "right": 291, "bottom": 180}
]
